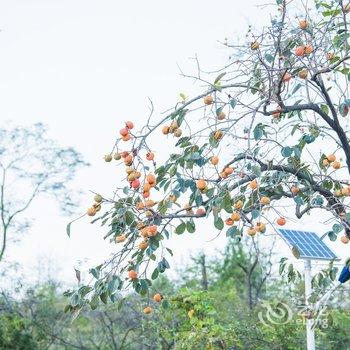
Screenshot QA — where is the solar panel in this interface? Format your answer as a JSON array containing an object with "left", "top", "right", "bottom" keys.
[{"left": 278, "top": 229, "right": 339, "bottom": 261}]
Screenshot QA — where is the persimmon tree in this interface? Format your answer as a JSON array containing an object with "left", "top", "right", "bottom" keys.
[{"left": 66, "top": 0, "right": 350, "bottom": 313}]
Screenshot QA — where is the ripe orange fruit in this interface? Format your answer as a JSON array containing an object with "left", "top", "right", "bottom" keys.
[
  {"left": 153, "top": 293, "right": 162, "bottom": 302},
  {"left": 121, "top": 151, "right": 129, "bottom": 158},
  {"left": 282, "top": 72, "right": 292, "bottom": 83},
  {"left": 260, "top": 196, "right": 270, "bottom": 205},
  {"left": 304, "top": 45, "right": 313, "bottom": 55},
  {"left": 224, "top": 167, "right": 234, "bottom": 175},
  {"left": 146, "top": 152, "right": 154, "bottom": 161},
  {"left": 255, "top": 222, "right": 266, "bottom": 232},
  {"left": 147, "top": 225, "right": 158, "bottom": 237},
  {"left": 169, "top": 120, "right": 178, "bottom": 132},
  {"left": 139, "top": 240, "right": 149, "bottom": 250},
  {"left": 333, "top": 161, "right": 341, "bottom": 169},
  {"left": 335, "top": 189, "right": 342, "bottom": 197},
  {"left": 143, "top": 183, "right": 151, "bottom": 192},
  {"left": 162, "top": 125, "right": 170, "bottom": 135},
  {"left": 276, "top": 217, "right": 286, "bottom": 226},
  {"left": 327, "top": 154, "right": 336, "bottom": 162},
  {"left": 298, "top": 69, "right": 308, "bottom": 79},
  {"left": 211, "top": 156, "right": 219, "bottom": 166},
  {"left": 341, "top": 235, "right": 350, "bottom": 244},
  {"left": 128, "top": 270, "right": 138, "bottom": 280},
  {"left": 143, "top": 191, "right": 150, "bottom": 199},
  {"left": 196, "top": 179, "right": 207, "bottom": 191},
  {"left": 250, "top": 41, "right": 260, "bottom": 50},
  {"left": 204, "top": 95, "right": 213, "bottom": 105},
  {"left": 146, "top": 174, "right": 156, "bottom": 185},
  {"left": 247, "top": 227, "right": 256, "bottom": 236},
  {"left": 196, "top": 208, "right": 206, "bottom": 216},
  {"left": 125, "top": 121, "right": 134, "bottom": 129},
  {"left": 104, "top": 154, "right": 113, "bottom": 162},
  {"left": 145, "top": 199, "right": 156, "bottom": 207},
  {"left": 124, "top": 154, "right": 133, "bottom": 165},
  {"left": 122, "top": 134, "right": 131, "bottom": 142},
  {"left": 214, "top": 130, "right": 223, "bottom": 140},
  {"left": 234, "top": 200, "right": 243, "bottom": 210},
  {"left": 87, "top": 207, "right": 97, "bottom": 216},
  {"left": 291, "top": 186, "right": 300, "bottom": 195},
  {"left": 323, "top": 159, "right": 330, "bottom": 167},
  {"left": 119, "top": 128, "right": 129, "bottom": 137},
  {"left": 225, "top": 218, "right": 234, "bottom": 226},
  {"left": 131, "top": 179, "right": 140, "bottom": 189},
  {"left": 299, "top": 19, "right": 308, "bottom": 29},
  {"left": 143, "top": 306, "right": 152, "bottom": 314},
  {"left": 341, "top": 187, "right": 350, "bottom": 196},
  {"left": 140, "top": 227, "right": 149, "bottom": 237},
  {"left": 231, "top": 212, "right": 240, "bottom": 221},
  {"left": 295, "top": 46, "right": 305, "bottom": 57},
  {"left": 219, "top": 171, "right": 228, "bottom": 179},
  {"left": 249, "top": 179, "right": 258, "bottom": 190},
  {"left": 116, "top": 234, "right": 126, "bottom": 243},
  {"left": 217, "top": 111, "right": 226, "bottom": 120}
]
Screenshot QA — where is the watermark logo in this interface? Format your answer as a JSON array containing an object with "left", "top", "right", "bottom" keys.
[
  {"left": 258, "top": 301, "right": 333, "bottom": 328},
  {"left": 258, "top": 301, "right": 293, "bottom": 327}
]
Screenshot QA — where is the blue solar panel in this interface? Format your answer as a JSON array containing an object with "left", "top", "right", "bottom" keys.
[{"left": 278, "top": 229, "right": 338, "bottom": 261}]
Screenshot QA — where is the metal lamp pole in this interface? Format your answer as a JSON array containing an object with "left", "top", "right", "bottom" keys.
[{"left": 304, "top": 259, "right": 316, "bottom": 350}]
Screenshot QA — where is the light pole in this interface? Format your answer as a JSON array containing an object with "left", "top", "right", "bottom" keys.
[{"left": 304, "top": 259, "right": 315, "bottom": 350}]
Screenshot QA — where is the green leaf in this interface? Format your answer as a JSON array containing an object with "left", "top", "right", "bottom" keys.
[
  {"left": 332, "top": 223, "right": 343, "bottom": 233},
  {"left": 162, "top": 299, "right": 170, "bottom": 309},
  {"left": 226, "top": 226, "right": 238, "bottom": 237},
  {"left": 327, "top": 231, "right": 337, "bottom": 241},
  {"left": 281, "top": 146, "right": 293, "bottom": 157},
  {"left": 108, "top": 276, "right": 121, "bottom": 295},
  {"left": 125, "top": 211, "right": 135, "bottom": 225},
  {"left": 230, "top": 99, "right": 237, "bottom": 109},
  {"left": 100, "top": 292, "right": 108, "bottom": 304},
  {"left": 90, "top": 267, "right": 100, "bottom": 279},
  {"left": 265, "top": 53, "right": 274, "bottom": 63},
  {"left": 186, "top": 220, "right": 196, "bottom": 233},
  {"left": 175, "top": 222, "right": 186, "bottom": 235},
  {"left": 253, "top": 125, "right": 263, "bottom": 140},
  {"left": 151, "top": 268, "right": 159, "bottom": 280},
  {"left": 214, "top": 72, "right": 226, "bottom": 84},
  {"left": 66, "top": 222, "right": 72, "bottom": 237},
  {"left": 89, "top": 295, "right": 99, "bottom": 310},
  {"left": 214, "top": 217, "right": 224, "bottom": 231},
  {"left": 251, "top": 166, "right": 261, "bottom": 176},
  {"left": 251, "top": 209, "right": 260, "bottom": 219}
]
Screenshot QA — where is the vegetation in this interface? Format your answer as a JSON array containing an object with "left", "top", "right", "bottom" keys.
[
  {"left": 1, "top": 244, "right": 350, "bottom": 349},
  {"left": 0, "top": 123, "right": 87, "bottom": 262}
]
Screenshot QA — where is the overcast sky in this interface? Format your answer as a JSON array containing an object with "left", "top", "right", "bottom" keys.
[{"left": 0, "top": 0, "right": 348, "bottom": 287}]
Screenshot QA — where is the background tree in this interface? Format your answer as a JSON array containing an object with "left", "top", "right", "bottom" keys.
[
  {"left": 67, "top": 0, "right": 350, "bottom": 315},
  {"left": 0, "top": 122, "right": 87, "bottom": 262}
]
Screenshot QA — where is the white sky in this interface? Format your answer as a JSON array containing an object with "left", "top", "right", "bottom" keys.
[{"left": 0, "top": 0, "right": 349, "bottom": 287}]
